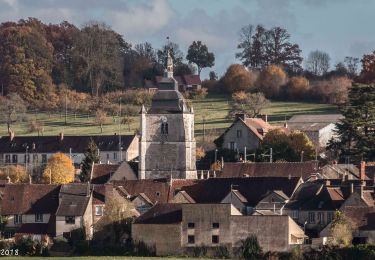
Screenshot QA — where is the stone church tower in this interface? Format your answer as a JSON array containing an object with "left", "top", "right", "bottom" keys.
[{"left": 139, "top": 51, "right": 197, "bottom": 180}]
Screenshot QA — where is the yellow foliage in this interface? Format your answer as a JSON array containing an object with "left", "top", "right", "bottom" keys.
[
  {"left": 222, "top": 64, "right": 257, "bottom": 93},
  {"left": 42, "top": 153, "right": 74, "bottom": 184},
  {"left": 256, "top": 64, "right": 287, "bottom": 98},
  {"left": 287, "top": 76, "right": 310, "bottom": 99},
  {"left": 0, "top": 165, "right": 29, "bottom": 183},
  {"left": 210, "top": 161, "right": 222, "bottom": 171},
  {"left": 263, "top": 128, "right": 289, "bottom": 145},
  {"left": 196, "top": 146, "right": 206, "bottom": 160},
  {"left": 289, "top": 130, "right": 315, "bottom": 158}
]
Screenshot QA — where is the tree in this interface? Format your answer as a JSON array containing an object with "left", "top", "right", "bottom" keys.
[
  {"left": 236, "top": 24, "right": 302, "bottom": 71},
  {"left": 174, "top": 63, "right": 196, "bottom": 77},
  {"left": 261, "top": 129, "right": 315, "bottom": 162},
  {"left": 330, "top": 210, "right": 353, "bottom": 247},
  {"left": 209, "top": 71, "right": 218, "bottom": 80},
  {"left": 328, "top": 84, "right": 375, "bottom": 162},
  {"left": 256, "top": 64, "right": 287, "bottom": 98},
  {"left": 121, "top": 116, "right": 134, "bottom": 132},
  {"left": 358, "top": 50, "right": 375, "bottom": 83},
  {"left": 196, "top": 147, "right": 206, "bottom": 160},
  {"left": 221, "top": 64, "right": 257, "bottom": 93},
  {"left": 27, "top": 119, "right": 44, "bottom": 136},
  {"left": 285, "top": 76, "right": 310, "bottom": 100},
  {"left": 230, "top": 91, "right": 269, "bottom": 118},
  {"left": 0, "top": 165, "right": 29, "bottom": 183},
  {"left": 42, "top": 153, "right": 74, "bottom": 184},
  {"left": 80, "top": 139, "right": 100, "bottom": 182},
  {"left": 305, "top": 50, "right": 331, "bottom": 76},
  {"left": 186, "top": 41, "right": 215, "bottom": 76},
  {"left": 0, "top": 93, "right": 26, "bottom": 132},
  {"left": 344, "top": 56, "right": 359, "bottom": 78},
  {"left": 157, "top": 41, "right": 184, "bottom": 68},
  {"left": 95, "top": 109, "right": 107, "bottom": 133},
  {"left": 239, "top": 234, "right": 263, "bottom": 260}
]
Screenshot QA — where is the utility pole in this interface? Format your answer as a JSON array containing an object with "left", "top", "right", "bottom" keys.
[
  {"left": 64, "top": 93, "right": 68, "bottom": 125},
  {"left": 202, "top": 115, "right": 206, "bottom": 143}
]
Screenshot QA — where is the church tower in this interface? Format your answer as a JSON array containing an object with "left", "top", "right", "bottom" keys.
[{"left": 139, "top": 51, "right": 197, "bottom": 180}]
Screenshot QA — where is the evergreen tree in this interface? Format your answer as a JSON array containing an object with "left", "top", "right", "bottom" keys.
[
  {"left": 80, "top": 139, "right": 100, "bottom": 182},
  {"left": 328, "top": 84, "right": 375, "bottom": 161}
]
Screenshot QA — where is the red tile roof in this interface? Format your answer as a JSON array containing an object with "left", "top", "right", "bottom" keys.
[
  {"left": 93, "top": 184, "right": 105, "bottom": 205},
  {"left": 91, "top": 163, "right": 120, "bottom": 184}
]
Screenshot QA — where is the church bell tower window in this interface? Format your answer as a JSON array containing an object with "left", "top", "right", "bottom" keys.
[{"left": 161, "top": 122, "right": 169, "bottom": 135}]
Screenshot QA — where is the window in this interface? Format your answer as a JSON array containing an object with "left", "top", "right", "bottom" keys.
[
  {"left": 95, "top": 206, "right": 104, "bottom": 216},
  {"left": 327, "top": 212, "right": 334, "bottom": 223},
  {"left": 161, "top": 122, "right": 169, "bottom": 135},
  {"left": 14, "top": 215, "right": 22, "bottom": 224},
  {"left": 35, "top": 213, "right": 43, "bottom": 222},
  {"left": 113, "top": 153, "right": 117, "bottom": 160},
  {"left": 65, "top": 216, "right": 75, "bottom": 224},
  {"left": 188, "top": 235, "right": 195, "bottom": 244},
  {"left": 188, "top": 222, "right": 195, "bottom": 229},
  {"left": 42, "top": 154, "right": 47, "bottom": 164},
  {"left": 229, "top": 142, "right": 235, "bottom": 150},
  {"left": 308, "top": 212, "right": 315, "bottom": 224},
  {"left": 292, "top": 210, "right": 299, "bottom": 219},
  {"left": 237, "top": 130, "right": 242, "bottom": 138},
  {"left": 106, "top": 153, "right": 110, "bottom": 160},
  {"left": 12, "top": 154, "right": 18, "bottom": 163},
  {"left": 212, "top": 223, "right": 219, "bottom": 229},
  {"left": 212, "top": 235, "right": 219, "bottom": 244},
  {"left": 317, "top": 212, "right": 324, "bottom": 224},
  {"left": 5, "top": 155, "right": 10, "bottom": 163}
]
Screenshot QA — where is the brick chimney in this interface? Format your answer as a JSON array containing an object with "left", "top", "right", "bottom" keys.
[{"left": 360, "top": 161, "right": 366, "bottom": 181}]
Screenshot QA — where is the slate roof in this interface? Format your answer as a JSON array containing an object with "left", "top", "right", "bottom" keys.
[
  {"left": 154, "top": 75, "right": 201, "bottom": 86},
  {"left": 134, "top": 203, "right": 182, "bottom": 224},
  {"left": 91, "top": 163, "right": 120, "bottom": 184},
  {"left": 0, "top": 135, "right": 136, "bottom": 154},
  {"left": 56, "top": 183, "right": 91, "bottom": 216},
  {"left": 174, "top": 177, "right": 301, "bottom": 207},
  {"left": 112, "top": 179, "right": 170, "bottom": 204},
  {"left": 288, "top": 114, "right": 343, "bottom": 123},
  {"left": 1, "top": 184, "right": 60, "bottom": 215},
  {"left": 16, "top": 223, "right": 50, "bottom": 235},
  {"left": 287, "top": 122, "right": 332, "bottom": 131},
  {"left": 221, "top": 161, "right": 318, "bottom": 180},
  {"left": 148, "top": 89, "right": 188, "bottom": 114}
]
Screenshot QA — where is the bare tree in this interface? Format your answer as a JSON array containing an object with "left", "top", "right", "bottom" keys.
[
  {"left": 305, "top": 50, "right": 331, "bottom": 76},
  {"left": 95, "top": 109, "right": 107, "bottom": 133},
  {"left": 229, "top": 91, "right": 269, "bottom": 118},
  {"left": 0, "top": 93, "right": 26, "bottom": 132},
  {"left": 344, "top": 56, "right": 359, "bottom": 78}
]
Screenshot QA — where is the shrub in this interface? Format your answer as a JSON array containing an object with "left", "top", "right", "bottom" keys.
[
  {"left": 239, "top": 234, "right": 263, "bottom": 260},
  {"left": 214, "top": 245, "right": 231, "bottom": 259},
  {"left": 191, "top": 88, "right": 208, "bottom": 100},
  {"left": 131, "top": 240, "right": 156, "bottom": 257},
  {"left": 192, "top": 244, "right": 208, "bottom": 258},
  {"left": 14, "top": 237, "right": 48, "bottom": 256}
]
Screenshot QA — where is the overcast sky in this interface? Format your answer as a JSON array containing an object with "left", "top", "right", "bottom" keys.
[{"left": 0, "top": 0, "right": 374, "bottom": 79}]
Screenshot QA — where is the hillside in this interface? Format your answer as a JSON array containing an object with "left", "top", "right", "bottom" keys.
[{"left": 0, "top": 94, "right": 338, "bottom": 142}]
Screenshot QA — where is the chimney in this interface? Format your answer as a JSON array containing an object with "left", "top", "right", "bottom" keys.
[
  {"left": 59, "top": 132, "right": 64, "bottom": 141},
  {"left": 360, "top": 161, "right": 366, "bottom": 181},
  {"left": 360, "top": 185, "right": 364, "bottom": 199},
  {"left": 9, "top": 130, "right": 15, "bottom": 141},
  {"left": 235, "top": 113, "right": 246, "bottom": 121}
]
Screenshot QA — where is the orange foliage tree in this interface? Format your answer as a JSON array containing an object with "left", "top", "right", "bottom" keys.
[
  {"left": 285, "top": 76, "right": 310, "bottom": 100},
  {"left": 0, "top": 165, "right": 29, "bottom": 183},
  {"left": 42, "top": 153, "right": 74, "bottom": 184},
  {"left": 221, "top": 64, "right": 257, "bottom": 93},
  {"left": 256, "top": 65, "right": 287, "bottom": 98}
]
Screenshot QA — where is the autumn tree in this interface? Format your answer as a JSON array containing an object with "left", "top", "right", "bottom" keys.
[
  {"left": 256, "top": 65, "right": 287, "bottom": 98},
  {"left": 0, "top": 93, "right": 26, "bottom": 132},
  {"left": 95, "top": 109, "right": 107, "bottom": 133},
  {"left": 121, "top": 116, "right": 134, "bottom": 132},
  {"left": 311, "top": 77, "right": 352, "bottom": 105},
  {"left": 329, "top": 210, "right": 353, "bottom": 247},
  {"left": 186, "top": 41, "right": 215, "bottom": 76},
  {"left": 305, "top": 50, "right": 330, "bottom": 76},
  {"left": 27, "top": 119, "right": 44, "bottom": 136},
  {"left": 42, "top": 153, "right": 74, "bottom": 184},
  {"left": 221, "top": 64, "right": 257, "bottom": 93},
  {"left": 261, "top": 129, "right": 315, "bottom": 162},
  {"left": 80, "top": 139, "right": 100, "bottom": 182},
  {"left": 285, "top": 76, "right": 310, "bottom": 100},
  {"left": 358, "top": 50, "right": 375, "bottom": 83},
  {"left": 196, "top": 147, "right": 206, "bottom": 160},
  {"left": 0, "top": 165, "right": 29, "bottom": 183},
  {"left": 230, "top": 91, "right": 269, "bottom": 118}
]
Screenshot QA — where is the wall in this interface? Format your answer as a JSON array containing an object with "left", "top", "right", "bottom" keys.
[
  {"left": 132, "top": 223, "right": 182, "bottom": 256},
  {"left": 125, "top": 135, "right": 139, "bottom": 161},
  {"left": 222, "top": 121, "right": 260, "bottom": 152},
  {"left": 56, "top": 216, "right": 83, "bottom": 237},
  {"left": 5, "top": 214, "right": 50, "bottom": 228}
]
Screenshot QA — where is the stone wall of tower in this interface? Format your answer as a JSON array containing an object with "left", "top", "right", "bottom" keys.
[{"left": 139, "top": 111, "right": 197, "bottom": 180}]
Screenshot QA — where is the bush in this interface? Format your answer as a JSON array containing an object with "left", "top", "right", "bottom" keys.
[
  {"left": 191, "top": 88, "right": 208, "bottom": 100},
  {"left": 239, "top": 234, "right": 263, "bottom": 260},
  {"left": 131, "top": 240, "right": 156, "bottom": 257},
  {"left": 14, "top": 237, "right": 48, "bottom": 256},
  {"left": 192, "top": 244, "right": 208, "bottom": 258},
  {"left": 214, "top": 245, "right": 231, "bottom": 259}
]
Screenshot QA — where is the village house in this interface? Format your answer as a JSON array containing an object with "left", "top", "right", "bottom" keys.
[
  {"left": 89, "top": 161, "right": 138, "bottom": 185},
  {"left": 0, "top": 133, "right": 139, "bottom": 174},
  {"left": 0, "top": 184, "right": 60, "bottom": 241},
  {"left": 286, "top": 114, "right": 343, "bottom": 148},
  {"left": 144, "top": 74, "right": 202, "bottom": 93},
  {"left": 215, "top": 114, "right": 274, "bottom": 153},
  {"left": 132, "top": 203, "right": 305, "bottom": 256}
]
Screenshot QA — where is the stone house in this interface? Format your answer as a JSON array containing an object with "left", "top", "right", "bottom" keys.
[
  {"left": 216, "top": 114, "right": 274, "bottom": 153},
  {"left": 286, "top": 114, "right": 343, "bottom": 148},
  {"left": 89, "top": 161, "right": 138, "bottom": 185},
  {"left": 0, "top": 184, "right": 60, "bottom": 240},
  {"left": 92, "top": 185, "right": 105, "bottom": 225},
  {"left": 55, "top": 183, "right": 93, "bottom": 239},
  {"left": 0, "top": 134, "right": 139, "bottom": 176},
  {"left": 132, "top": 203, "right": 305, "bottom": 256}
]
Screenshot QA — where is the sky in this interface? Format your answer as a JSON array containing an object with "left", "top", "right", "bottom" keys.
[{"left": 0, "top": 0, "right": 374, "bottom": 79}]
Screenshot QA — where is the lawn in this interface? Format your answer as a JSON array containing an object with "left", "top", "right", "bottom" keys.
[{"left": 0, "top": 94, "right": 337, "bottom": 141}]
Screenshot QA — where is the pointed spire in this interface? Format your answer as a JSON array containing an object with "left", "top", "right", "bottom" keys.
[{"left": 164, "top": 49, "right": 174, "bottom": 78}]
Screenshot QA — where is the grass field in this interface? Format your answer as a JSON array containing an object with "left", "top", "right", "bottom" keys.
[{"left": 0, "top": 94, "right": 338, "bottom": 141}]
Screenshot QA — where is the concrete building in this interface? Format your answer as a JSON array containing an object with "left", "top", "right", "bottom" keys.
[
  {"left": 286, "top": 114, "right": 343, "bottom": 148},
  {"left": 132, "top": 203, "right": 305, "bottom": 256},
  {"left": 139, "top": 51, "right": 197, "bottom": 179}
]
